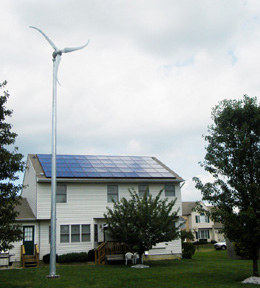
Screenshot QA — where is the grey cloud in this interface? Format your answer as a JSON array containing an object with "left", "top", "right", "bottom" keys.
[
  {"left": 1, "top": 0, "right": 260, "bottom": 202},
  {"left": 12, "top": 0, "right": 247, "bottom": 58}
]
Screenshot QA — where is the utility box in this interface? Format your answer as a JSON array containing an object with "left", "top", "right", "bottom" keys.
[{"left": 0, "top": 251, "right": 10, "bottom": 267}]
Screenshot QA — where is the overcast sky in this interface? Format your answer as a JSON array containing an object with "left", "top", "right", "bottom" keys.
[{"left": 1, "top": 0, "right": 260, "bottom": 201}]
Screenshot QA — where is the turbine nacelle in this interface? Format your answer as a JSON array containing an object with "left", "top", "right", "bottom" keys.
[
  {"left": 30, "top": 26, "right": 89, "bottom": 80},
  {"left": 52, "top": 50, "right": 62, "bottom": 59},
  {"left": 30, "top": 26, "right": 89, "bottom": 58}
]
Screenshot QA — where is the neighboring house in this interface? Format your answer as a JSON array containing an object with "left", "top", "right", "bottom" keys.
[
  {"left": 10, "top": 154, "right": 184, "bottom": 264},
  {"left": 182, "top": 201, "right": 224, "bottom": 242}
]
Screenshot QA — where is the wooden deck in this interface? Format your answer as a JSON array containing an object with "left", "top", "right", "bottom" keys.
[{"left": 95, "top": 242, "right": 127, "bottom": 264}]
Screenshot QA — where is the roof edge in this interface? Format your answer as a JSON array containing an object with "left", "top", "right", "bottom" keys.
[{"left": 37, "top": 177, "right": 182, "bottom": 184}]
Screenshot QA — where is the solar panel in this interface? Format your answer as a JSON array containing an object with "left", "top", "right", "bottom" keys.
[{"left": 37, "top": 154, "right": 176, "bottom": 179}]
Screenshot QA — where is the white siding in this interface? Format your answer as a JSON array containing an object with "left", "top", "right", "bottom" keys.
[
  {"left": 22, "top": 158, "right": 37, "bottom": 217},
  {"left": 149, "top": 240, "right": 182, "bottom": 256},
  {"left": 37, "top": 182, "right": 182, "bottom": 220},
  {"left": 37, "top": 183, "right": 51, "bottom": 219},
  {"left": 147, "top": 183, "right": 182, "bottom": 255},
  {"left": 38, "top": 221, "right": 50, "bottom": 260},
  {"left": 23, "top": 179, "right": 183, "bottom": 257}
]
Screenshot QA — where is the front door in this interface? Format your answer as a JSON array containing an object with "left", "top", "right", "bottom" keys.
[{"left": 23, "top": 226, "right": 34, "bottom": 255}]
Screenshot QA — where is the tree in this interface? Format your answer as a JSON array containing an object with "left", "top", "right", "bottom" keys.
[
  {"left": 193, "top": 95, "right": 260, "bottom": 276},
  {"left": 104, "top": 189, "right": 180, "bottom": 259},
  {"left": 0, "top": 81, "right": 24, "bottom": 251},
  {"left": 181, "top": 230, "right": 195, "bottom": 243}
]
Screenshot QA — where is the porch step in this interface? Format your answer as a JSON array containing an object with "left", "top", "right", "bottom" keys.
[{"left": 24, "top": 256, "right": 37, "bottom": 268}]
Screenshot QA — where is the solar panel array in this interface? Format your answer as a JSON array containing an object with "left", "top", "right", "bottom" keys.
[{"left": 37, "top": 154, "right": 175, "bottom": 179}]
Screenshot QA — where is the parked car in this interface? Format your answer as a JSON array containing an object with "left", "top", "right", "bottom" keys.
[{"left": 214, "top": 241, "right": 226, "bottom": 250}]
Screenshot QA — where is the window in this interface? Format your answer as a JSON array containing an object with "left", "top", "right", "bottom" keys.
[
  {"left": 60, "top": 224, "right": 91, "bottom": 243},
  {"left": 71, "top": 225, "right": 80, "bottom": 242},
  {"left": 60, "top": 225, "right": 70, "bottom": 243},
  {"left": 195, "top": 214, "right": 210, "bottom": 223},
  {"left": 23, "top": 226, "right": 33, "bottom": 241},
  {"left": 103, "top": 226, "right": 116, "bottom": 242},
  {"left": 82, "top": 225, "right": 91, "bottom": 242},
  {"left": 164, "top": 184, "right": 175, "bottom": 197},
  {"left": 196, "top": 229, "right": 210, "bottom": 239},
  {"left": 56, "top": 184, "right": 67, "bottom": 203},
  {"left": 107, "top": 185, "right": 118, "bottom": 202},
  {"left": 138, "top": 184, "right": 149, "bottom": 197}
]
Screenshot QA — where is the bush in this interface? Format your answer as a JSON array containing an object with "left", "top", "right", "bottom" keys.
[
  {"left": 58, "top": 252, "right": 89, "bottom": 263},
  {"left": 42, "top": 253, "right": 58, "bottom": 264},
  {"left": 88, "top": 249, "right": 95, "bottom": 262},
  {"left": 233, "top": 242, "right": 251, "bottom": 259},
  {"left": 181, "top": 230, "right": 195, "bottom": 242},
  {"left": 182, "top": 250, "right": 193, "bottom": 259},
  {"left": 193, "top": 239, "right": 208, "bottom": 245},
  {"left": 182, "top": 242, "right": 196, "bottom": 259},
  {"left": 199, "top": 239, "right": 208, "bottom": 244},
  {"left": 211, "top": 240, "right": 217, "bottom": 244}
]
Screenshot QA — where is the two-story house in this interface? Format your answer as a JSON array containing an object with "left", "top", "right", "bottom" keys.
[
  {"left": 10, "top": 154, "right": 184, "bottom": 264},
  {"left": 182, "top": 201, "right": 224, "bottom": 242}
]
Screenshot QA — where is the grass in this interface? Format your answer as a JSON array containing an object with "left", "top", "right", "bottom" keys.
[
  {"left": 0, "top": 250, "right": 258, "bottom": 288},
  {"left": 194, "top": 243, "right": 217, "bottom": 252}
]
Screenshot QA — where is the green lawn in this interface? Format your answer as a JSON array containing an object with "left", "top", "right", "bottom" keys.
[{"left": 0, "top": 250, "right": 258, "bottom": 288}]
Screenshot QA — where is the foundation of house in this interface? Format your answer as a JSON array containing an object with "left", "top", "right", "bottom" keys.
[{"left": 144, "top": 254, "right": 182, "bottom": 261}]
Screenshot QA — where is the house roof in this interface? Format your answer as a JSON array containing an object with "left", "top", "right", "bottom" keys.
[
  {"left": 15, "top": 198, "right": 36, "bottom": 221},
  {"left": 182, "top": 202, "right": 197, "bottom": 215},
  {"left": 28, "top": 154, "right": 184, "bottom": 182}
]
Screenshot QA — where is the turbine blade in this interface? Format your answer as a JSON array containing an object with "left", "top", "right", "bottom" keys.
[
  {"left": 30, "top": 26, "right": 57, "bottom": 50},
  {"left": 62, "top": 40, "right": 90, "bottom": 53},
  {"left": 54, "top": 54, "right": 62, "bottom": 85}
]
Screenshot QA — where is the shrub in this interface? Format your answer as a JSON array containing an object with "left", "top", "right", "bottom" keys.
[
  {"left": 42, "top": 253, "right": 58, "bottom": 264},
  {"left": 181, "top": 230, "right": 195, "bottom": 242},
  {"left": 211, "top": 240, "right": 217, "bottom": 244},
  {"left": 199, "top": 239, "right": 208, "bottom": 244},
  {"left": 58, "top": 252, "right": 89, "bottom": 263},
  {"left": 182, "top": 242, "right": 196, "bottom": 259},
  {"left": 193, "top": 239, "right": 208, "bottom": 245},
  {"left": 88, "top": 249, "right": 95, "bottom": 262},
  {"left": 182, "top": 250, "right": 193, "bottom": 259},
  {"left": 233, "top": 242, "right": 251, "bottom": 259}
]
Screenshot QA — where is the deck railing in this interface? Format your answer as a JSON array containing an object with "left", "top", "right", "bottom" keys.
[
  {"left": 21, "top": 244, "right": 39, "bottom": 268},
  {"left": 94, "top": 242, "right": 128, "bottom": 264},
  {"left": 21, "top": 245, "right": 26, "bottom": 268},
  {"left": 95, "top": 242, "right": 108, "bottom": 264},
  {"left": 35, "top": 244, "right": 39, "bottom": 267}
]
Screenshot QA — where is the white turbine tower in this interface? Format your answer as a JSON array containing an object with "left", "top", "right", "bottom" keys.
[{"left": 30, "top": 26, "right": 89, "bottom": 278}]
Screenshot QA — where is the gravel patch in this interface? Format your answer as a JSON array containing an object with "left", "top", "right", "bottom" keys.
[
  {"left": 242, "top": 277, "right": 260, "bottom": 285},
  {"left": 131, "top": 264, "right": 150, "bottom": 269}
]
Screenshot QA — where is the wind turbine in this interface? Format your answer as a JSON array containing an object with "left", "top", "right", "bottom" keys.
[{"left": 30, "top": 26, "right": 89, "bottom": 278}]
